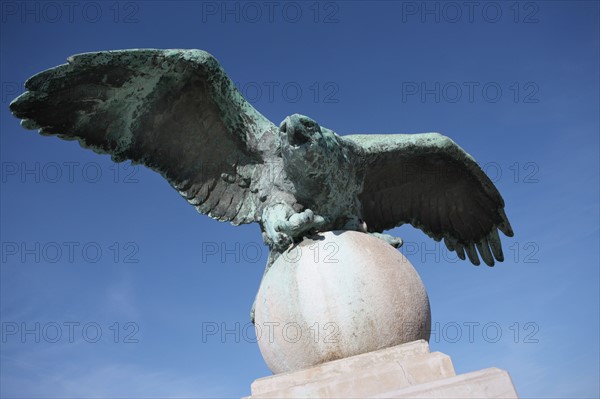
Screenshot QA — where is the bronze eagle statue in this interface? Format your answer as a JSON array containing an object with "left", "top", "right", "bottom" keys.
[{"left": 9, "top": 49, "right": 513, "bottom": 316}]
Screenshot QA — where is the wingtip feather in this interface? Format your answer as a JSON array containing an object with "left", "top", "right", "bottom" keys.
[
  {"left": 465, "top": 242, "right": 481, "bottom": 266},
  {"left": 21, "top": 119, "right": 41, "bottom": 130},
  {"left": 498, "top": 208, "right": 514, "bottom": 237},
  {"left": 455, "top": 243, "right": 466, "bottom": 261},
  {"left": 476, "top": 239, "right": 495, "bottom": 267},
  {"left": 9, "top": 91, "right": 30, "bottom": 115},
  {"left": 488, "top": 229, "right": 505, "bottom": 262}
]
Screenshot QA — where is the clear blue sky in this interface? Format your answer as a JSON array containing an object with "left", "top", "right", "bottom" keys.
[{"left": 1, "top": 1, "right": 598, "bottom": 398}]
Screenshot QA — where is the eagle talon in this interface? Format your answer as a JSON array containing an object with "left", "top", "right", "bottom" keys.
[
  {"left": 265, "top": 231, "right": 292, "bottom": 251},
  {"left": 275, "top": 209, "right": 327, "bottom": 240},
  {"left": 370, "top": 232, "right": 403, "bottom": 248}
]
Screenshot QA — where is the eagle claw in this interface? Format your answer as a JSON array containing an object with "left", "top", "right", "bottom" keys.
[
  {"left": 267, "top": 209, "right": 327, "bottom": 251},
  {"left": 272, "top": 232, "right": 293, "bottom": 251},
  {"left": 370, "top": 232, "right": 403, "bottom": 248},
  {"left": 275, "top": 209, "right": 327, "bottom": 238}
]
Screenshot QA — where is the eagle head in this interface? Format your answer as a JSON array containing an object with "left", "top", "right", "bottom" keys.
[{"left": 279, "top": 114, "right": 340, "bottom": 204}]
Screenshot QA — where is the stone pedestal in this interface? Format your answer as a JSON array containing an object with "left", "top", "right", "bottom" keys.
[{"left": 245, "top": 340, "right": 518, "bottom": 398}]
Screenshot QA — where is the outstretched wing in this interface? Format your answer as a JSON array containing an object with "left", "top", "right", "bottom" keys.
[
  {"left": 345, "top": 133, "right": 514, "bottom": 266},
  {"left": 10, "top": 49, "right": 280, "bottom": 225}
]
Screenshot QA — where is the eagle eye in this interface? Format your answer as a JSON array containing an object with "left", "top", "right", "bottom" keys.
[
  {"left": 301, "top": 120, "right": 317, "bottom": 129},
  {"left": 290, "top": 129, "right": 310, "bottom": 146}
]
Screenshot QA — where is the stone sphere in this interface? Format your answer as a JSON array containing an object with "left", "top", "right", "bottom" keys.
[{"left": 254, "top": 230, "right": 431, "bottom": 374}]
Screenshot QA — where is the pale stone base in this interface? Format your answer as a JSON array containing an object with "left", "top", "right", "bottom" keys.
[{"left": 245, "top": 340, "right": 518, "bottom": 398}]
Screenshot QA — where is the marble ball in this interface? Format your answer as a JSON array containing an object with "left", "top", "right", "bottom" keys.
[{"left": 254, "top": 230, "right": 431, "bottom": 374}]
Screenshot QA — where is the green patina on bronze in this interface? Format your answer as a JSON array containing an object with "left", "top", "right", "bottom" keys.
[{"left": 9, "top": 49, "right": 514, "bottom": 322}]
